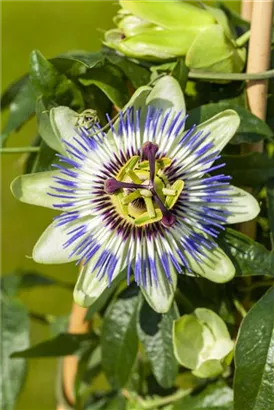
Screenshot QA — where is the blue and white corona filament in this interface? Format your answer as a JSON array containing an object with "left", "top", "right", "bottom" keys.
[{"left": 11, "top": 76, "right": 260, "bottom": 312}]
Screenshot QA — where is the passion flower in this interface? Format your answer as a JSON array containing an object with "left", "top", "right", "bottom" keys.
[{"left": 11, "top": 77, "right": 259, "bottom": 313}]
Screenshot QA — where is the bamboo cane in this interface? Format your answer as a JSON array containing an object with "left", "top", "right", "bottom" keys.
[
  {"left": 57, "top": 303, "right": 89, "bottom": 409},
  {"left": 239, "top": 0, "right": 273, "bottom": 238},
  {"left": 240, "top": 0, "right": 253, "bottom": 21}
]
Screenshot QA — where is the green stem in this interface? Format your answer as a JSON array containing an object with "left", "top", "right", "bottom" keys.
[
  {"left": 233, "top": 298, "right": 247, "bottom": 318},
  {"left": 236, "top": 30, "right": 251, "bottom": 47},
  {"left": 188, "top": 69, "right": 274, "bottom": 81},
  {"left": 123, "top": 388, "right": 192, "bottom": 409},
  {"left": 0, "top": 146, "right": 40, "bottom": 154},
  {"left": 239, "top": 280, "right": 273, "bottom": 292}
]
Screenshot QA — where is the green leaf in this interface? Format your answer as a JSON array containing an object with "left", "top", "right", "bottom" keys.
[
  {"left": 234, "top": 286, "right": 274, "bottom": 410},
  {"left": 267, "top": 178, "right": 274, "bottom": 245},
  {"left": 1, "top": 294, "right": 30, "bottom": 410},
  {"left": 173, "top": 380, "right": 233, "bottom": 410},
  {"left": 11, "top": 333, "right": 94, "bottom": 358},
  {"left": 101, "top": 285, "right": 139, "bottom": 388},
  {"left": 51, "top": 50, "right": 104, "bottom": 73},
  {"left": 1, "top": 79, "right": 35, "bottom": 146},
  {"left": 219, "top": 153, "right": 274, "bottom": 187},
  {"left": 220, "top": 4, "right": 250, "bottom": 31},
  {"left": 30, "top": 140, "right": 57, "bottom": 173},
  {"left": 79, "top": 64, "right": 129, "bottom": 108},
  {"left": 137, "top": 300, "right": 178, "bottom": 388},
  {"left": 1, "top": 74, "right": 28, "bottom": 111},
  {"left": 1, "top": 272, "right": 55, "bottom": 297},
  {"left": 29, "top": 50, "right": 84, "bottom": 110},
  {"left": 1, "top": 271, "right": 72, "bottom": 298},
  {"left": 187, "top": 102, "right": 273, "bottom": 144},
  {"left": 220, "top": 228, "right": 274, "bottom": 277},
  {"left": 36, "top": 96, "right": 65, "bottom": 154},
  {"left": 171, "top": 58, "right": 189, "bottom": 91},
  {"left": 105, "top": 53, "right": 150, "bottom": 89}
]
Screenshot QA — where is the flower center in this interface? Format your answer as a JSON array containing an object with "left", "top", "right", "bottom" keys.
[{"left": 104, "top": 142, "right": 184, "bottom": 228}]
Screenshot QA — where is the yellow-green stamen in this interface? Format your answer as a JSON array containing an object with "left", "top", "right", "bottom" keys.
[{"left": 104, "top": 142, "right": 184, "bottom": 227}]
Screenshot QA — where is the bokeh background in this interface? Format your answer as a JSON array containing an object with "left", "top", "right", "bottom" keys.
[{"left": 1, "top": 1, "right": 240, "bottom": 409}]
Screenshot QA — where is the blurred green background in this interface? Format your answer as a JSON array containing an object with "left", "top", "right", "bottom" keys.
[{"left": 1, "top": 1, "right": 240, "bottom": 409}]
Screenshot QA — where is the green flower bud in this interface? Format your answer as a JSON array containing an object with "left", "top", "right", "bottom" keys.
[
  {"left": 186, "top": 25, "right": 246, "bottom": 73},
  {"left": 104, "top": 0, "right": 246, "bottom": 73},
  {"left": 173, "top": 308, "right": 234, "bottom": 378},
  {"left": 105, "top": 26, "right": 205, "bottom": 60},
  {"left": 114, "top": 9, "right": 156, "bottom": 37},
  {"left": 119, "top": 0, "right": 215, "bottom": 29}
]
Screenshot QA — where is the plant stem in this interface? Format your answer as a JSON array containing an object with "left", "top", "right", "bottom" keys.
[
  {"left": 0, "top": 146, "right": 40, "bottom": 154},
  {"left": 188, "top": 68, "right": 274, "bottom": 81},
  {"left": 122, "top": 388, "right": 192, "bottom": 409},
  {"left": 236, "top": 30, "right": 251, "bottom": 47},
  {"left": 239, "top": 280, "right": 273, "bottom": 292},
  {"left": 233, "top": 298, "right": 247, "bottom": 318}
]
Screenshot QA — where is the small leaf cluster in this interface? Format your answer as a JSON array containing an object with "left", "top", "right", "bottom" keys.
[{"left": 1, "top": 2, "right": 274, "bottom": 410}]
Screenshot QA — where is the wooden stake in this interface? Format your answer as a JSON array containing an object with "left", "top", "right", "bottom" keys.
[
  {"left": 58, "top": 303, "right": 89, "bottom": 408},
  {"left": 241, "top": 0, "right": 253, "bottom": 21},
  {"left": 239, "top": 0, "right": 273, "bottom": 238}
]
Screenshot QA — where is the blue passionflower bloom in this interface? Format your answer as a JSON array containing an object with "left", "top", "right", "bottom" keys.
[{"left": 11, "top": 77, "right": 259, "bottom": 313}]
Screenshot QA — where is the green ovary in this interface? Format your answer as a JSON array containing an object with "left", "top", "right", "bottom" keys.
[{"left": 110, "top": 156, "right": 184, "bottom": 227}]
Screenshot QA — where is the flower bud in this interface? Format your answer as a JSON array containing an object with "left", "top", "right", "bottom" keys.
[
  {"left": 173, "top": 308, "right": 234, "bottom": 378},
  {"left": 119, "top": 0, "right": 215, "bottom": 29},
  {"left": 104, "top": 0, "right": 246, "bottom": 73},
  {"left": 185, "top": 25, "right": 246, "bottom": 73}
]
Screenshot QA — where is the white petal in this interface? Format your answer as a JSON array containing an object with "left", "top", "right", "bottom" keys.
[
  {"left": 172, "top": 110, "right": 240, "bottom": 177},
  {"left": 10, "top": 171, "right": 61, "bottom": 209},
  {"left": 225, "top": 185, "right": 260, "bottom": 224},
  {"left": 32, "top": 221, "right": 80, "bottom": 264},
  {"left": 194, "top": 109, "right": 240, "bottom": 153},
  {"left": 73, "top": 263, "right": 125, "bottom": 308},
  {"left": 140, "top": 256, "right": 177, "bottom": 314},
  {"left": 146, "top": 75, "right": 186, "bottom": 118},
  {"left": 50, "top": 106, "right": 79, "bottom": 153},
  {"left": 73, "top": 227, "right": 129, "bottom": 307},
  {"left": 187, "top": 243, "right": 235, "bottom": 283}
]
